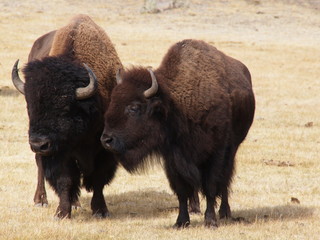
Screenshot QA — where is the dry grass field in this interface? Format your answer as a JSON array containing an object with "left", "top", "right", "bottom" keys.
[{"left": 0, "top": 0, "right": 319, "bottom": 239}]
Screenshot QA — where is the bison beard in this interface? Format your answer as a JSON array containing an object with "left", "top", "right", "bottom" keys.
[{"left": 101, "top": 39, "right": 255, "bottom": 228}]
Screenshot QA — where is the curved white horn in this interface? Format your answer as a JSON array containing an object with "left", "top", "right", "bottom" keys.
[
  {"left": 75, "top": 63, "right": 98, "bottom": 100},
  {"left": 144, "top": 68, "right": 158, "bottom": 98},
  {"left": 11, "top": 59, "right": 25, "bottom": 95}
]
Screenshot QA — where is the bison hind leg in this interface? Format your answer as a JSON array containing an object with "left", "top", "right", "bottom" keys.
[
  {"left": 217, "top": 144, "right": 238, "bottom": 219},
  {"left": 34, "top": 192, "right": 48, "bottom": 208},
  {"left": 218, "top": 186, "right": 231, "bottom": 219},
  {"left": 188, "top": 190, "right": 201, "bottom": 214},
  {"left": 204, "top": 195, "right": 218, "bottom": 229},
  {"left": 34, "top": 154, "right": 48, "bottom": 207},
  {"left": 91, "top": 195, "right": 110, "bottom": 219}
]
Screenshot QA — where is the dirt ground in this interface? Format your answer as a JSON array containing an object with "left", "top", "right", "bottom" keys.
[{"left": 0, "top": 1, "right": 319, "bottom": 240}]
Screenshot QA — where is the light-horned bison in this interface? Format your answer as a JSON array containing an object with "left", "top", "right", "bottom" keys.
[
  {"left": 100, "top": 39, "right": 255, "bottom": 228},
  {"left": 12, "top": 14, "right": 122, "bottom": 219}
]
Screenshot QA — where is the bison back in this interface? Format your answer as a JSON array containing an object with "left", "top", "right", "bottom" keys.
[{"left": 158, "top": 39, "right": 249, "bottom": 122}]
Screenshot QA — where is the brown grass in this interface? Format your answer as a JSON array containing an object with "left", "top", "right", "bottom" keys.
[{"left": 0, "top": 0, "right": 319, "bottom": 239}]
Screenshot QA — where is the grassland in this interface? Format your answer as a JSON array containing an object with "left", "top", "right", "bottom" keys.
[{"left": 0, "top": 0, "right": 319, "bottom": 239}]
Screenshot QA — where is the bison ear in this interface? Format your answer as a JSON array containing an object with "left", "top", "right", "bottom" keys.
[{"left": 148, "top": 98, "right": 167, "bottom": 119}]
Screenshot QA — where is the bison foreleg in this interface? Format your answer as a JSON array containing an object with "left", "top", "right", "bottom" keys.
[
  {"left": 55, "top": 176, "right": 73, "bottom": 219},
  {"left": 87, "top": 151, "right": 117, "bottom": 218},
  {"left": 91, "top": 184, "right": 109, "bottom": 218},
  {"left": 55, "top": 160, "right": 81, "bottom": 219},
  {"left": 173, "top": 195, "right": 190, "bottom": 228},
  {"left": 34, "top": 154, "right": 48, "bottom": 207}
]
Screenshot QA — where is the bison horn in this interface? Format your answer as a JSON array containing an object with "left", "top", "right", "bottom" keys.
[
  {"left": 116, "top": 68, "right": 123, "bottom": 85},
  {"left": 11, "top": 59, "right": 25, "bottom": 95},
  {"left": 144, "top": 68, "right": 158, "bottom": 98},
  {"left": 76, "top": 63, "right": 98, "bottom": 100}
]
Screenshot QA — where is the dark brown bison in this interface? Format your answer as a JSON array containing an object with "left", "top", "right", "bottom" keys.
[
  {"left": 12, "top": 14, "right": 122, "bottom": 219},
  {"left": 100, "top": 39, "right": 255, "bottom": 228}
]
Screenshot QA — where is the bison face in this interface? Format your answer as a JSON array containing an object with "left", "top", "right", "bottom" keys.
[
  {"left": 27, "top": 98, "right": 89, "bottom": 156},
  {"left": 17, "top": 57, "right": 99, "bottom": 156},
  {"left": 101, "top": 68, "right": 167, "bottom": 171}
]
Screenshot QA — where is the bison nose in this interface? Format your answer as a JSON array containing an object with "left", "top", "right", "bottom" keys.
[
  {"left": 29, "top": 136, "right": 52, "bottom": 155},
  {"left": 100, "top": 133, "right": 113, "bottom": 149}
]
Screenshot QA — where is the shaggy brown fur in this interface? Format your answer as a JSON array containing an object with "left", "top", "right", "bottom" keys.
[
  {"left": 158, "top": 39, "right": 254, "bottom": 144},
  {"left": 49, "top": 14, "right": 122, "bottom": 102},
  {"left": 101, "top": 39, "right": 255, "bottom": 228}
]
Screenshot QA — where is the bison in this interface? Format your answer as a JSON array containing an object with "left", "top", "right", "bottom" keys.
[
  {"left": 12, "top": 14, "right": 122, "bottom": 219},
  {"left": 100, "top": 39, "right": 255, "bottom": 228}
]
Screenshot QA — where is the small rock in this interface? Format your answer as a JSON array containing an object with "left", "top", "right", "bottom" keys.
[
  {"left": 291, "top": 197, "right": 300, "bottom": 204},
  {"left": 262, "top": 159, "right": 295, "bottom": 167},
  {"left": 141, "top": 0, "right": 188, "bottom": 14},
  {"left": 305, "top": 122, "right": 313, "bottom": 127}
]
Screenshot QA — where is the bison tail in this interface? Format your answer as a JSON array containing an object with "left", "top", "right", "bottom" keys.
[{"left": 231, "top": 89, "right": 255, "bottom": 145}]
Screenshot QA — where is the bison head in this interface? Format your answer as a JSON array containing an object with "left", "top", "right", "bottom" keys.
[
  {"left": 101, "top": 67, "right": 168, "bottom": 171},
  {"left": 12, "top": 57, "right": 99, "bottom": 156}
]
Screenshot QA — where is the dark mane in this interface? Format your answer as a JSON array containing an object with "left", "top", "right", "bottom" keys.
[{"left": 23, "top": 56, "right": 90, "bottom": 93}]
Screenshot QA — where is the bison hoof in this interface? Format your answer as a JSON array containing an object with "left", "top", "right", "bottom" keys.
[
  {"left": 219, "top": 207, "right": 231, "bottom": 219},
  {"left": 173, "top": 221, "right": 190, "bottom": 229},
  {"left": 93, "top": 210, "right": 110, "bottom": 219},
  {"left": 35, "top": 202, "right": 48, "bottom": 208},
  {"left": 204, "top": 219, "right": 218, "bottom": 229},
  {"left": 54, "top": 209, "right": 71, "bottom": 219},
  {"left": 72, "top": 200, "right": 82, "bottom": 210},
  {"left": 54, "top": 214, "right": 71, "bottom": 220},
  {"left": 34, "top": 196, "right": 48, "bottom": 208},
  {"left": 72, "top": 205, "right": 81, "bottom": 210}
]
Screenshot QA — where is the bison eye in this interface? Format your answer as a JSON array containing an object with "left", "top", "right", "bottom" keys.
[
  {"left": 63, "top": 106, "right": 70, "bottom": 112},
  {"left": 125, "top": 103, "right": 141, "bottom": 115}
]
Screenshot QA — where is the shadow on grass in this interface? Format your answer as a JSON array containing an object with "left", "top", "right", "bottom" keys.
[
  {"left": 191, "top": 204, "right": 315, "bottom": 228},
  {"left": 108, "top": 190, "right": 178, "bottom": 218},
  {"left": 76, "top": 190, "right": 315, "bottom": 226},
  {"left": 0, "top": 86, "right": 20, "bottom": 97},
  {"left": 230, "top": 204, "right": 315, "bottom": 223},
  {"left": 76, "top": 190, "right": 178, "bottom": 221}
]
